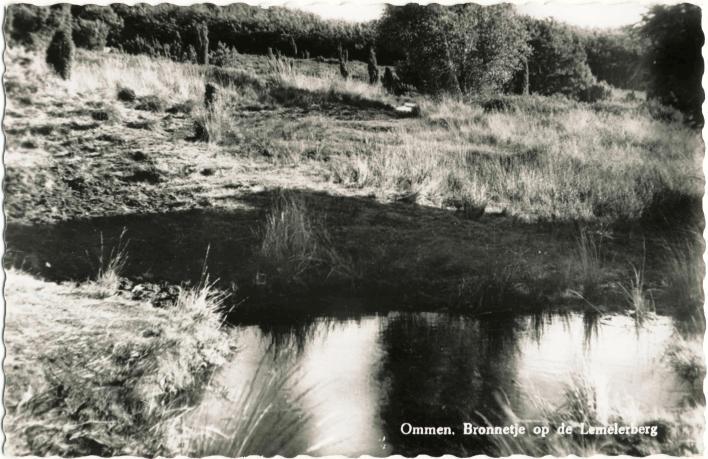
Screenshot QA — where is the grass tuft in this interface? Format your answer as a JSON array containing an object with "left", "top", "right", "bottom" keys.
[
  {"left": 662, "top": 233, "right": 705, "bottom": 320},
  {"left": 84, "top": 229, "right": 129, "bottom": 299},
  {"left": 258, "top": 191, "right": 358, "bottom": 287},
  {"left": 566, "top": 228, "right": 606, "bottom": 302},
  {"left": 174, "top": 354, "right": 313, "bottom": 456},
  {"left": 619, "top": 263, "right": 655, "bottom": 327}
]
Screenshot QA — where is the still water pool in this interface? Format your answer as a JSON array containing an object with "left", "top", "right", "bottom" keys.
[{"left": 186, "top": 311, "right": 696, "bottom": 456}]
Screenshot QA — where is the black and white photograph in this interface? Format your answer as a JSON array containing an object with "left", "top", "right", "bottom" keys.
[{"left": 1, "top": 0, "right": 705, "bottom": 456}]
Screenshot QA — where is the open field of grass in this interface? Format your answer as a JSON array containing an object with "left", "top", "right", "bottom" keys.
[{"left": 6, "top": 47, "right": 702, "bottom": 225}]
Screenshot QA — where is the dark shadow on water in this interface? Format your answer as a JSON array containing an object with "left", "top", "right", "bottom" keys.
[{"left": 373, "top": 311, "right": 555, "bottom": 455}]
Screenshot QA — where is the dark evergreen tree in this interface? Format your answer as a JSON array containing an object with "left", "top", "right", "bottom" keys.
[
  {"left": 367, "top": 46, "right": 379, "bottom": 84},
  {"left": 521, "top": 57, "right": 529, "bottom": 95},
  {"left": 46, "top": 24, "right": 75, "bottom": 80},
  {"left": 338, "top": 43, "right": 349, "bottom": 79},
  {"left": 195, "top": 21, "right": 209, "bottom": 65},
  {"left": 289, "top": 35, "right": 298, "bottom": 57},
  {"left": 204, "top": 82, "right": 219, "bottom": 109}
]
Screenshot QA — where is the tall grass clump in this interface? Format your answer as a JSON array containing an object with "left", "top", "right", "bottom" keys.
[
  {"left": 259, "top": 192, "right": 358, "bottom": 287},
  {"left": 325, "top": 94, "right": 702, "bottom": 223},
  {"left": 68, "top": 51, "right": 203, "bottom": 102},
  {"left": 85, "top": 229, "right": 129, "bottom": 299},
  {"left": 662, "top": 233, "right": 704, "bottom": 321},
  {"left": 618, "top": 263, "right": 655, "bottom": 327},
  {"left": 175, "top": 354, "right": 314, "bottom": 456},
  {"left": 566, "top": 228, "right": 606, "bottom": 301},
  {"left": 192, "top": 96, "right": 230, "bottom": 143},
  {"left": 260, "top": 193, "right": 319, "bottom": 286},
  {"left": 267, "top": 55, "right": 390, "bottom": 108}
]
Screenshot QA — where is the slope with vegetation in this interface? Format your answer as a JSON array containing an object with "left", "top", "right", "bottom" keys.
[{"left": 4, "top": 269, "right": 231, "bottom": 455}]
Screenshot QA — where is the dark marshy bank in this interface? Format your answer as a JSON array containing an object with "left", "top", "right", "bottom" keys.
[{"left": 3, "top": 1, "right": 705, "bottom": 456}]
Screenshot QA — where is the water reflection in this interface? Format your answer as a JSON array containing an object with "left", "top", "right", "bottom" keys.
[{"left": 186, "top": 311, "right": 694, "bottom": 456}]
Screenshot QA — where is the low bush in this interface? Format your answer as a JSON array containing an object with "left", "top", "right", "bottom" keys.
[
  {"left": 665, "top": 337, "right": 705, "bottom": 406},
  {"left": 482, "top": 97, "right": 516, "bottom": 113},
  {"left": 578, "top": 81, "right": 613, "bottom": 103},
  {"left": 135, "top": 95, "right": 166, "bottom": 112},
  {"left": 117, "top": 86, "right": 137, "bottom": 102},
  {"left": 643, "top": 99, "right": 685, "bottom": 124}
]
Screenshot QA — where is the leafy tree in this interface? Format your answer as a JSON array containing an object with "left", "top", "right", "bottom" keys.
[
  {"left": 523, "top": 18, "right": 596, "bottom": 98},
  {"left": 70, "top": 5, "right": 123, "bottom": 50},
  {"left": 72, "top": 18, "right": 109, "bottom": 50},
  {"left": 583, "top": 28, "right": 646, "bottom": 90},
  {"left": 639, "top": 3, "right": 703, "bottom": 126},
  {"left": 7, "top": 4, "right": 70, "bottom": 49},
  {"left": 377, "top": 4, "right": 529, "bottom": 95}
]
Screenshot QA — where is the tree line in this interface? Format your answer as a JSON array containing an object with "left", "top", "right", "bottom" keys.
[{"left": 7, "top": 2, "right": 703, "bottom": 124}]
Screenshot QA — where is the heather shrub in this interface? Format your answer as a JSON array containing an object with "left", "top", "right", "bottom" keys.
[
  {"left": 117, "top": 86, "right": 137, "bottom": 102},
  {"left": 210, "top": 41, "right": 239, "bottom": 67},
  {"left": 579, "top": 81, "right": 613, "bottom": 103},
  {"left": 135, "top": 95, "right": 165, "bottom": 112}
]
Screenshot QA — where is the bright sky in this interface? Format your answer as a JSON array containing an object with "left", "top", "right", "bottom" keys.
[{"left": 263, "top": 0, "right": 654, "bottom": 28}]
